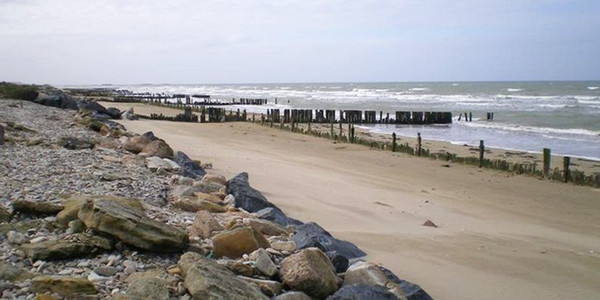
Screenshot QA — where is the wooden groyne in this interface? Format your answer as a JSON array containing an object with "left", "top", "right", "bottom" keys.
[{"left": 266, "top": 109, "right": 452, "bottom": 124}]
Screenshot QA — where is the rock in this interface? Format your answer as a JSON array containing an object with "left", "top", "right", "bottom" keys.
[
  {"left": 173, "top": 195, "right": 226, "bottom": 213},
  {"left": 244, "top": 218, "right": 288, "bottom": 236},
  {"left": 122, "top": 154, "right": 146, "bottom": 167},
  {"left": 379, "top": 265, "right": 433, "bottom": 300},
  {"left": 271, "top": 240, "right": 297, "bottom": 252},
  {"left": 344, "top": 262, "right": 432, "bottom": 300},
  {"left": 280, "top": 248, "right": 338, "bottom": 299},
  {"left": 292, "top": 222, "right": 366, "bottom": 259},
  {"left": 255, "top": 248, "right": 277, "bottom": 277},
  {"left": 146, "top": 156, "right": 179, "bottom": 171},
  {"left": 326, "top": 251, "right": 349, "bottom": 273},
  {"left": 217, "top": 259, "right": 255, "bottom": 277},
  {"left": 213, "top": 227, "right": 270, "bottom": 259},
  {"left": 78, "top": 198, "right": 188, "bottom": 252},
  {"left": 140, "top": 140, "right": 174, "bottom": 158},
  {"left": 422, "top": 220, "right": 438, "bottom": 228},
  {"left": 57, "top": 136, "right": 95, "bottom": 150},
  {"left": 173, "top": 151, "right": 206, "bottom": 179},
  {"left": 178, "top": 176, "right": 194, "bottom": 185},
  {"left": 202, "top": 173, "right": 227, "bottom": 186},
  {"left": 57, "top": 195, "right": 144, "bottom": 227},
  {"left": 239, "top": 276, "right": 282, "bottom": 297},
  {"left": 177, "top": 252, "right": 268, "bottom": 300},
  {"left": 227, "top": 173, "right": 288, "bottom": 224},
  {"left": 7, "top": 230, "right": 28, "bottom": 245},
  {"left": 273, "top": 291, "right": 312, "bottom": 300},
  {"left": 0, "top": 262, "right": 34, "bottom": 282},
  {"left": 93, "top": 266, "right": 118, "bottom": 277},
  {"left": 21, "top": 234, "right": 112, "bottom": 261},
  {"left": 256, "top": 207, "right": 289, "bottom": 226},
  {"left": 188, "top": 210, "right": 223, "bottom": 239},
  {"left": 30, "top": 276, "right": 97, "bottom": 297},
  {"left": 122, "top": 135, "right": 152, "bottom": 154},
  {"left": 106, "top": 107, "right": 122, "bottom": 119},
  {"left": 128, "top": 277, "right": 169, "bottom": 300},
  {"left": 0, "top": 206, "right": 11, "bottom": 223},
  {"left": 327, "top": 283, "right": 398, "bottom": 300},
  {"left": 194, "top": 191, "right": 222, "bottom": 203},
  {"left": 142, "top": 131, "right": 158, "bottom": 141},
  {"left": 192, "top": 181, "right": 226, "bottom": 194},
  {"left": 68, "top": 219, "right": 85, "bottom": 233},
  {"left": 11, "top": 200, "right": 64, "bottom": 215}
]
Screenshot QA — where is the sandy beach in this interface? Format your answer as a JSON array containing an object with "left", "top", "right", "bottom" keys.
[{"left": 101, "top": 102, "right": 600, "bottom": 300}]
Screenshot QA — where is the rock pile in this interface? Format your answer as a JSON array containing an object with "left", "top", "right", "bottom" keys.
[{"left": 0, "top": 98, "right": 432, "bottom": 299}]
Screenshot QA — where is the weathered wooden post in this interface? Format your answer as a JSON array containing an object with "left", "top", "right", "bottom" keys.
[
  {"left": 479, "top": 140, "right": 485, "bottom": 168},
  {"left": 350, "top": 125, "right": 355, "bottom": 143},
  {"left": 308, "top": 120, "right": 311, "bottom": 133},
  {"left": 543, "top": 148, "right": 551, "bottom": 177},
  {"left": 469, "top": 112, "right": 472, "bottom": 122},
  {"left": 417, "top": 132, "right": 422, "bottom": 156},
  {"left": 261, "top": 114, "right": 265, "bottom": 126},
  {"left": 339, "top": 122, "right": 343, "bottom": 140},
  {"left": 0, "top": 124, "right": 4, "bottom": 146},
  {"left": 563, "top": 156, "right": 571, "bottom": 182},
  {"left": 330, "top": 121, "right": 334, "bottom": 139},
  {"left": 392, "top": 132, "right": 397, "bottom": 152}
]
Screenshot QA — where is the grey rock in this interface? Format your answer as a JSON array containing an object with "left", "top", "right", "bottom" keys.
[
  {"left": 327, "top": 284, "right": 398, "bottom": 300},
  {"left": 105, "top": 107, "right": 121, "bottom": 119},
  {"left": 93, "top": 266, "right": 118, "bottom": 277},
  {"left": 238, "top": 276, "right": 282, "bottom": 297},
  {"left": 255, "top": 248, "right": 277, "bottom": 277},
  {"left": 57, "top": 136, "right": 95, "bottom": 150},
  {"left": 279, "top": 248, "right": 338, "bottom": 299},
  {"left": 326, "top": 251, "right": 349, "bottom": 273},
  {"left": 273, "top": 291, "right": 312, "bottom": 300},
  {"left": 227, "top": 173, "right": 288, "bottom": 225},
  {"left": 173, "top": 151, "right": 206, "bottom": 179},
  {"left": 292, "top": 222, "right": 366, "bottom": 259},
  {"left": 256, "top": 207, "right": 289, "bottom": 226},
  {"left": 128, "top": 277, "right": 169, "bottom": 300},
  {"left": 78, "top": 197, "right": 188, "bottom": 252},
  {"left": 11, "top": 200, "right": 63, "bottom": 215},
  {"left": 21, "top": 234, "right": 112, "bottom": 261},
  {"left": 177, "top": 252, "right": 268, "bottom": 300},
  {"left": 7, "top": 231, "right": 28, "bottom": 245}
]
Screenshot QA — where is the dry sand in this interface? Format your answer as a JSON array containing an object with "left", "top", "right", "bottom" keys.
[{"left": 105, "top": 102, "right": 600, "bottom": 300}]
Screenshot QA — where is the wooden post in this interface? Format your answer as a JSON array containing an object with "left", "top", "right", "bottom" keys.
[
  {"left": 563, "top": 156, "right": 570, "bottom": 182},
  {"left": 469, "top": 112, "right": 472, "bottom": 122},
  {"left": 392, "top": 132, "right": 397, "bottom": 152},
  {"left": 350, "top": 125, "right": 355, "bottom": 143},
  {"left": 308, "top": 120, "right": 311, "bottom": 133},
  {"left": 330, "top": 121, "right": 334, "bottom": 139},
  {"left": 479, "top": 140, "right": 485, "bottom": 168},
  {"left": 417, "top": 132, "right": 422, "bottom": 156},
  {"left": 543, "top": 148, "right": 551, "bottom": 177},
  {"left": 339, "top": 122, "right": 343, "bottom": 139}
]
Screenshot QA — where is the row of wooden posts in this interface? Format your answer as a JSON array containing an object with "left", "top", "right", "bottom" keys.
[{"left": 265, "top": 109, "right": 453, "bottom": 124}]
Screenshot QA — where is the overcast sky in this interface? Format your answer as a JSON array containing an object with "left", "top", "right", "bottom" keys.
[{"left": 1, "top": 0, "right": 599, "bottom": 84}]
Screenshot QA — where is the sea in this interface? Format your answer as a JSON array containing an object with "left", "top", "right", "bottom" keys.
[{"left": 80, "top": 81, "right": 600, "bottom": 160}]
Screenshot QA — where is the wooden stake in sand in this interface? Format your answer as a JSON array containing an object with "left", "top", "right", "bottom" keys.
[
  {"left": 563, "top": 156, "right": 571, "bottom": 182},
  {"left": 543, "top": 148, "right": 551, "bottom": 177},
  {"left": 479, "top": 140, "right": 485, "bottom": 168},
  {"left": 417, "top": 133, "right": 422, "bottom": 156},
  {"left": 392, "top": 132, "right": 397, "bottom": 152}
]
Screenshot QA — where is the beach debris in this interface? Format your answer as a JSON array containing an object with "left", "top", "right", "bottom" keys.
[{"left": 422, "top": 220, "right": 438, "bottom": 228}]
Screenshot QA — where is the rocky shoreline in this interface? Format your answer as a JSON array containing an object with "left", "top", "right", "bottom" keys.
[{"left": 0, "top": 97, "right": 432, "bottom": 299}]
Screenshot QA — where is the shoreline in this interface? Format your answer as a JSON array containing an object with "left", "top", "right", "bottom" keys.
[{"left": 101, "top": 101, "right": 600, "bottom": 299}]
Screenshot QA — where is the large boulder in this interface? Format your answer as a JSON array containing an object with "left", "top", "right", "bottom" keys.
[
  {"left": 292, "top": 222, "right": 366, "bottom": 259},
  {"left": 177, "top": 252, "right": 268, "bottom": 300},
  {"left": 254, "top": 248, "right": 277, "bottom": 277},
  {"left": 0, "top": 262, "right": 35, "bottom": 282},
  {"left": 30, "top": 276, "right": 97, "bottom": 298},
  {"left": 256, "top": 207, "right": 289, "bottom": 226},
  {"left": 11, "top": 200, "right": 63, "bottom": 215},
  {"left": 140, "top": 140, "right": 174, "bottom": 158},
  {"left": 239, "top": 276, "right": 282, "bottom": 297},
  {"left": 212, "top": 227, "right": 270, "bottom": 259},
  {"left": 343, "top": 262, "right": 432, "bottom": 300},
  {"left": 173, "top": 151, "right": 206, "bottom": 179},
  {"left": 56, "top": 195, "right": 143, "bottom": 227},
  {"left": 279, "top": 248, "right": 338, "bottom": 299},
  {"left": 106, "top": 107, "right": 122, "bottom": 119},
  {"left": 127, "top": 277, "right": 169, "bottom": 300},
  {"left": 327, "top": 284, "right": 398, "bottom": 300},
  {"left": 21, "top": 233, "right": 113, "bottom": 261},
  {"left": 173, "top": 195, "right": 226, "bottom": 213},
  {"left": 244, "top": 218, "right": 288, "bottom": 236},
  {"left": 122, "top": 135, "right": 152, "bottom": 154},
  {"left": 146, "top": 156, "right": 180, "bottom": 171},
  {"left": 326, "top": 251, "right": 349, "bottom": 273},
  {"left": 188, "top": 210, "right": 224, "bottom": 239},
  {"left": 78, "top": 198, "right": 188, "bottom": 252},
  {"left": 227, "top": 172, "right": 288, "bottom": 223},
  {"left": 273, "top": 292, "right": 312, "bottom": 300}
]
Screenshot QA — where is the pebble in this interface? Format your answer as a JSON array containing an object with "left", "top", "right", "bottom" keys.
[
  {"left": 7, "top": 231, "right": 28, "bottom": 245},
  {"left": 29, "top": 236, "right": 46, "bottom": 243}
]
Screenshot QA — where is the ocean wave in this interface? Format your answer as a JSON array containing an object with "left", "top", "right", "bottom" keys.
[
  {"left": 457, "top": 121, "right": 600, "bottom": 137},
  {"left": 506, "top": 88, "right": 523, "bottom": 92},
  {"left": 588, "top": 86, "right": 599, "bottom": 90}
]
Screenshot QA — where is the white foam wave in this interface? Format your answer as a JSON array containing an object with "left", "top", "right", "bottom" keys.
[
  {"left": 506, "top": 88, "right": 523, "bottom": 92},
  {"left": 587, "top": 86, "right": 599, "bottom": 90},
  {"left": 458, "top": 121, "right": 600, "bottom": 137}
]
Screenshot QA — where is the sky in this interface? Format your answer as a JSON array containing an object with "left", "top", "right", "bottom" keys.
[{"left": 0, "top": 0, "right": 599, "bottom": 84}]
